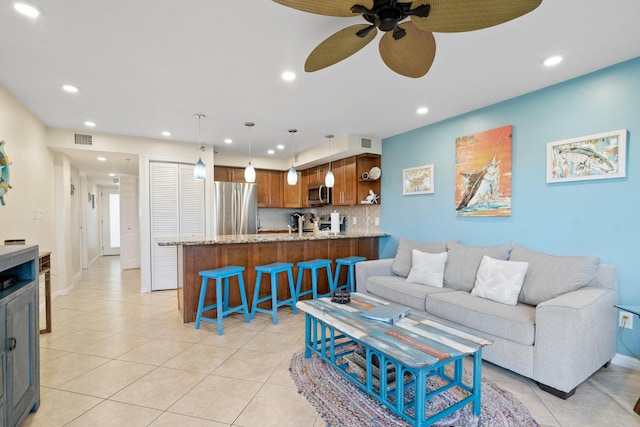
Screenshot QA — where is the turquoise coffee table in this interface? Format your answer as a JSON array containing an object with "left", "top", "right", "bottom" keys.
[{"left": 297, "top": 293, "right": 492, "bottom": 426}]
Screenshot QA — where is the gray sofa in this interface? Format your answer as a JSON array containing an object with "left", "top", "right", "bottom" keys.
[{"left": 355, "top": 239, "right": 618, "bottom": 398}]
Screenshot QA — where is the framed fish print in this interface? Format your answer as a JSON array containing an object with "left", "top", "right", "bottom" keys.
[
  {"left": 455, "top": 125, "right": 512, "bottom": 217},
  {"left": 403, "top": 164, "right": 434, "bottom": 195},
  {"left": 546, "top": 129, "right": 627, "bottom": 183}
]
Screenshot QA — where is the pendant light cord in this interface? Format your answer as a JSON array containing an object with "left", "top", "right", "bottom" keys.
[{"left": 289, "top": 129, "right": 297, "bottom": 167}]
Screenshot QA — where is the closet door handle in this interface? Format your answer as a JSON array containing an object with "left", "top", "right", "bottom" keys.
[{"left": 8, "top": 337, "right": 17, "bottom": 351}]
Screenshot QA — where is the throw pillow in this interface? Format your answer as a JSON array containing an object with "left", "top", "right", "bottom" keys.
[
  {"left": 391, "top": 237, "right": 453, "bottom": 277},
  {"left": 443, "top": 241, "right": 514, "bottom": 292},
  {"left": 406, "top": 250, "right": 448, "bottom": 288},
  {"left": 509, "top": 245, "right": 600, "bottom": 305},
  {"left": 471, "top": 255, "right": 529, "bottom": 306}
]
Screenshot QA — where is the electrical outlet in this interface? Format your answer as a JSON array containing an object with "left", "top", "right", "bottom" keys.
[
  {"left": 352, "top": 217, "right": 357, "bottom": 225},
  {"left": 375, "top": 217, "right": 380, "bottom": 226},
  {"left": 619, "top": 312, "right": 633, "bottom": 329}
]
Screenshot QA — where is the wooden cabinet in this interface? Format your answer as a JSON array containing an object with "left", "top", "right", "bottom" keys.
[
  {"left": 307, "top": 164, "right": 329, "bottom": 184},
  {"left": 283, "top": 171, "right": 303, "bottom": 208},
  {"left": 256, "top": 169, "right": 284, "bottom": 208},
  {"left": 0, "top": 245, "right": 40, "bottom": 427},
  {"left": 356, "top": 154, "right": 382, "bottom": 204},
  {"left": 332, "top": 156, "right": 357, "bottom": 206},
  {"left": 213, "top": 166, "right": 245, "bottom": 182}
]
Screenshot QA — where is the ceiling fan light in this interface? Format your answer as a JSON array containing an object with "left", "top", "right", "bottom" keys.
[
  {"left": 194, "top": 158, "right": 206, "bottom": 180},
  {"left": 325, "top": 170, "right": 335, "bottom": 188},
  {"left": 287, "top": 167, "right": 298, "bottom": 185},
  {"left": 245, "top": 162, "right": 256, "bottom": 183}
]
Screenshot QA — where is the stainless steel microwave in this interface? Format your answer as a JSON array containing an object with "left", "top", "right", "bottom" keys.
[{"left": 307, "top": 182, "right": 332, "bottom": 206}]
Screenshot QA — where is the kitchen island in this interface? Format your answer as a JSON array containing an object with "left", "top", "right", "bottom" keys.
[{"left": 161, "top": 232, "right": 388, "bottom": 323}]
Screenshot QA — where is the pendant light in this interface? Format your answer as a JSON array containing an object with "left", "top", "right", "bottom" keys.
[
  {"left": 193, "top": 113, "right": 206, "bottom": 180},
  {"left": 244, "top": 122, "right": 256, "bottom": 183},
  {"left": 325, "top": 134, "right": 335, "bottom": 188},
  {"left": 287, "top": 129, "right": 298, "bottom": 185}
]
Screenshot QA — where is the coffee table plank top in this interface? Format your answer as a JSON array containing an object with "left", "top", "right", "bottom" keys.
[{"left": 297, "top": 293, "right": 492, "bottom": 369}]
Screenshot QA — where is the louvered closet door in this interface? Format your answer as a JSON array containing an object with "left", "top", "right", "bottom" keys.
[
  {"left": 178, "top": 164, "right": 205, "bottom": 240},
  {"left": 150, "top": 162, "right": 180, "bottom": 291}
]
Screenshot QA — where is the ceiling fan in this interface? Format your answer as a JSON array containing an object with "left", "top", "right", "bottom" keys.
[{"left": 273, "top": 0, "right": 542, "bottom": 78}]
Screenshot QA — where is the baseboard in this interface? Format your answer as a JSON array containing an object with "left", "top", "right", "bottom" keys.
[
  {"left": 611, "top": 353, "right": 640, "bottom": 371},
  {"left": 56, "top": 281, "right": 76, "bottom": 297}
]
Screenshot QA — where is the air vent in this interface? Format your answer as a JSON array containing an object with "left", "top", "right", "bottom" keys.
[
  {"left": 361, "top": 138, "right": 372, "bottom": 148},
  {"left": 113, "top": 178, "right": 119, "bottom": 184},
  {"left": 74, "top": 134, "right": 93, "bottom": 145}
]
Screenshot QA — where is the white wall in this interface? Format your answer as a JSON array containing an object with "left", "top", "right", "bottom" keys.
[{"left": 0, "top": 85, "right": 58, "bottom": 290}]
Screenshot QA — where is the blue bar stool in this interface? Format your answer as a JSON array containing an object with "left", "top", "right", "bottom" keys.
[
  {"left": 334, "top": 256, "right": 367, "bottom": 292},
  {"left": 195, "top": 266, "right": 250, "bottom": 335},
  {"left": 251, "top": 262, "right": 298, "bottom": 325},
  {"left": 296, "top": 259, "right": 334, "bottom": 300}
]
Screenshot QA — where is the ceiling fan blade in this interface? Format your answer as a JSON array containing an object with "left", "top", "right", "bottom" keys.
[
  {"left": 379, "top": 21, "right": 435, "bottom": 78},
  {"left": 305, "top": 24, "right": 378, "bottom": 72},
  {"left": 272, "top": 0, "right": 373, "bottom": 17},
  {"left": 410, "top": 0, "right": 542, "bottom": 33}
]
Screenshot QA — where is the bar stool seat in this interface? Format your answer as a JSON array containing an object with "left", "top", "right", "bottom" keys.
[
  {"left": 251, "top": 262, "right": 298, "bottom": 325},
  {"left": 334, "top": 256, "right": 367, "bottom": 293},
  {"left": 296, "top": 259, "right": 334, "bottom": 300},
  {"left": 195, "top": 265, "right": 250, "bottom": 335}
]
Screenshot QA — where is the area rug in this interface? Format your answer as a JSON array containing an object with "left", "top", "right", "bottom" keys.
[{"left": 290, "top": 351, "right": 539, "bottom": 427}]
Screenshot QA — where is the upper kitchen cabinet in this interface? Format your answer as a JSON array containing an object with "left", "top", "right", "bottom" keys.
[
  {"left": 356, "top": 154, "right": 381, "bottom": 204},
  {"left": 283, "top": 171, "right": 303, "bottom": 208},
  {"left": 256, "top": 169, "right": 284, "bottom": 208},
  {"left": 214, "top": 166, "right": 245, "bottom": 182},
  {"left": 307, "top": 164, "right": 329, "bottom": 184},
  {"left": 332, "top": 156, "right": 357, "bottom": 206}
]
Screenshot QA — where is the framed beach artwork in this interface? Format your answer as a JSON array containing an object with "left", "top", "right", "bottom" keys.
[
  {"left": 402, "top": 164, "right": 434, "bottom": 195},
  {"left": 546, "top": 129, "right": 627, "bottom": 183},
  {"left": 455, "top": 125, "right": 512, "bottom": 217}
]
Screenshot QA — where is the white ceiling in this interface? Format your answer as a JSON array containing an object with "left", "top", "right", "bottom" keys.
[{"left": 1, "top": 1, "right": 639, "bottom": 186}]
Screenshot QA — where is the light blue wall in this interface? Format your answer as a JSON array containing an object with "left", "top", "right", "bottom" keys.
[{"left": 380, "top": 57, "right": 640, "bottom": 357}]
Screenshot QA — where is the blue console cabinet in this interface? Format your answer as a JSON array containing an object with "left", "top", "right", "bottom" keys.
[{"left": 0, "top": 245, "right": 40, "bottom": 427}]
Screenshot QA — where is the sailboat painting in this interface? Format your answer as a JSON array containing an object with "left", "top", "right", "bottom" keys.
[{"left": 455, "top": 125, "right": 512, "bottom": 217}]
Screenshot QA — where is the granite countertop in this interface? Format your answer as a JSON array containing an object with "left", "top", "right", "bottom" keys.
[{"left": 158, "top": 231, "right": 389, "bottom": 246}]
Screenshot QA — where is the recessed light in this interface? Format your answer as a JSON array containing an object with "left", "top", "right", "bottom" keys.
[
  {"left": 267, "top": 149, "right": 275, "bottom": 155},
  {"left": 416, "top": 107, "right": 429, "bottom": 115},
  {"left": 161, "top": 131, "right": 171, "bottom": 137},
  {"left": 224, "top": 138, "right": 232, "bottom": 144},
  {"left": 14, "top": 2, "right": 41, "bottom": 18},
  {"left": 62, "top": 84, "right": 79, "bottom": 93},
  {"left": 277, "top": 144, "right": 285, "bottom": 150},
  {"left": 543, "top": 55, "right": 563, "bottom": 67},
  {"left": 282, "top": 71, "right": 296, "bottom": 81},
  {"left": 108, "top": 173, "right": 115, "bottom": 177},
  {"left": 97, "top": 157, "right": 106, "bottom": 162},
  {"left": 84, "top": 121, "right": 96, "bottom": 127}
]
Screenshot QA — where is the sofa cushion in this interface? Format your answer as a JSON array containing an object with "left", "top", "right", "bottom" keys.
[
  {"left": 391, "top": 238, "right": 452, "bottom": 277},
  {"left": 426, "top": 291, "right": 536, "bottom": 346},
  {"left": 443, "top": 242, "right": 513, "bottom": 292},
  {"left": 365, "top": 276, "right": 453, "bottom": 312},
  {"left": 406, "top": 250, "right": 447, "bottom": 288},
  {"left": 471, "top": 256, "right": 529, "bottom": 306},
  {"left": 509, "top": 245, "right": 601, "bottom": 305}
]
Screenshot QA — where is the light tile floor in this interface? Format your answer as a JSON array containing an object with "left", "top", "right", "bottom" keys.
[{"left": 25, "top": 256, "right": 640, "bottom": 426}]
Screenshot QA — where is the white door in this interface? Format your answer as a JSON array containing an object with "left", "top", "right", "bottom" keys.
[
  {"left": 101, "top": 187, "right": 121, "bottom": 256},
  {"left": 119, "top": 176, "right": 140, "bottom": 269},
  {"left": 149, "top": 162, "right": 205, "bottom": 291}
]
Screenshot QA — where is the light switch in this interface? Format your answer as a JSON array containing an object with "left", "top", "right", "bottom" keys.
[{"left": 375, "top": 217, "right": 380, "bottom": 226}]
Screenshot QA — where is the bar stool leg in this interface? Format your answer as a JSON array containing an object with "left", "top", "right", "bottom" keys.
[
  {"left": 326, "top": 264, "right": 334, "bottom": 293},
  {"left": 333, "top": 263, "right": 342, "bottom": 292},
  {"left": 251, "top": 271, "right": 263, "bottom": 320},
  {"left": 311, "top": 268, "right": 318, "bottom": 299},
  {"left": 347, "top": 264, "right": 356, "bottom": 293},
  {"left": 296, "top": 267, "right": 304, "bottom": 299},
  {"left": 223, "top": 277, "right": 230, "bottom": 312},
  {"left": 237, "top": 273, "right": 250, "bottom": 323},
  {"left": 287, "top": 268, "right": 298, "bottom": 314},
  {"left": 215, "top": 277, "right": 225, "bottom": 335},
  {"left": 270, "top": 272, "right": 279, "bottom": 325},
  {"left": 195, "top": 276, "right": 208, "bottom": 330}
]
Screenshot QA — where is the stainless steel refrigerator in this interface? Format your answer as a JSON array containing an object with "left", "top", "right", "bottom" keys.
[{"left": 213, "top": 181, "right": 258, "bottom": 235}]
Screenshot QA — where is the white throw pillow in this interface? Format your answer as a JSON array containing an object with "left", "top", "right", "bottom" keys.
[
  {"left": 405, "top": 250, "right": 447, "bottom": 288},
  {"left": 471, "top": 255, "right": 529, "bottom": 306}
]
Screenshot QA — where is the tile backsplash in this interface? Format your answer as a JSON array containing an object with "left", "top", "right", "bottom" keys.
[{"left": 258, "top": 204, "right": 381, "bottom": 233}]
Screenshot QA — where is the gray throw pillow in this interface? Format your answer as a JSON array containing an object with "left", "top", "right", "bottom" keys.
[
  {"left": 391, "top": 237, "right": 452, "bottom": 277},
  {"left": 509, "top": 245, "right": 600, "bottom": 306},
  {"left": 443, "top": 242, "right": 513, "bottom": 291}
]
